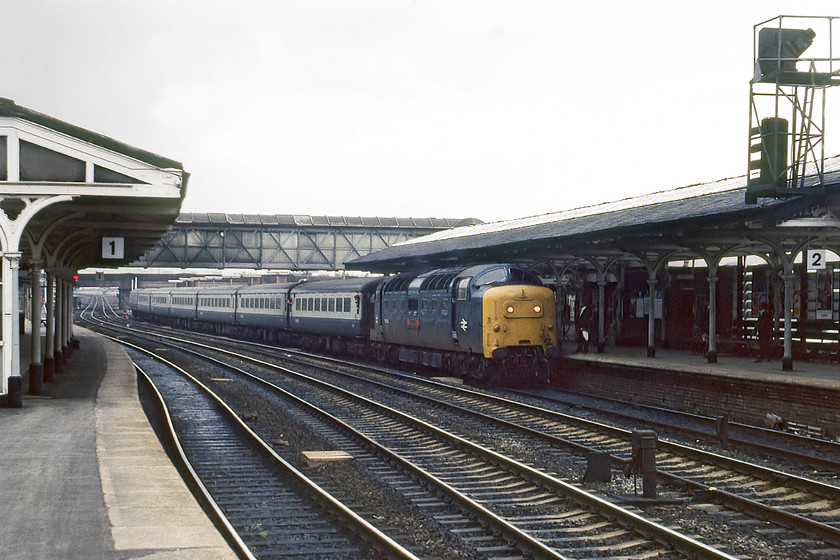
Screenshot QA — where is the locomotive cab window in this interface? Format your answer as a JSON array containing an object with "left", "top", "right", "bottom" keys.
[
  {"left": 473, "top": 267, "right": 507, "bottom": 287},
  {"left": 456, "top": 278, "right": 472, "bottom": 300}
]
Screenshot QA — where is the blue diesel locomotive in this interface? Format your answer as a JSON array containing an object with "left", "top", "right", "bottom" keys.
[{"left": 129, "top": 264, "right": 561, "bottom": 385}]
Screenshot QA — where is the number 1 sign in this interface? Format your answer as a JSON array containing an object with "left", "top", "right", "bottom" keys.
[{"left": 102, "top": 237, "right": 125, "bottom": 260}]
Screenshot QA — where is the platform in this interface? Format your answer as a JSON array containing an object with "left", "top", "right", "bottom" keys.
[
  {"left": 557, "top": 341, "right": 840, "bottom": 438},
  {"left": 559, "top": 341, "right": 840, "bottom": 391},
  {"left": 0, "top": 325, "right": 238, "bottom": 560}
]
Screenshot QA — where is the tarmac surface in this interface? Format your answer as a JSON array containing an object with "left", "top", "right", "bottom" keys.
[{"left": 0, "top": 326, "right": 238, "bottom": 560}]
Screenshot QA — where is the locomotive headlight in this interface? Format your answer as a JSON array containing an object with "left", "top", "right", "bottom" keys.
[
  {"left": 533, "top": 305, "right": 542, "bottom": 314},
  {"left": 506, "top": 305, "right": 515, "bottom": 314}
]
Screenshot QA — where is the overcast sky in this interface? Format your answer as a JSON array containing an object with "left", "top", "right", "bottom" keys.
[{"left": 4, "top": 1, "right": 839, "bottom": 223}]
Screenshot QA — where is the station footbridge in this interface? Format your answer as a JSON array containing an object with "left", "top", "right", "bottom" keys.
[{"left": 132, "top": 213, "right": 480, "bottom": 270}]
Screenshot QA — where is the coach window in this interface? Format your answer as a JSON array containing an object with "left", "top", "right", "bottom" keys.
[{"left": 328, "top": 298, "right": 335, "bottom": 312}]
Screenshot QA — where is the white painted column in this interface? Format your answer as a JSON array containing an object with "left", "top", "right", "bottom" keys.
[
  {"left": 44, "top": 271, "right": 55, "bottom": 382},
  {"left": 2, "top": 252, "right": 22, "bottom": 406},
  {"left": 54, "top": 276, "right": 63, "bottom": 372},
  {"left": 29, "top": 261, "right": 43, "bottom": 394},
  {"left": 65, "top": 279, "right": 74, "bottom": 352}
]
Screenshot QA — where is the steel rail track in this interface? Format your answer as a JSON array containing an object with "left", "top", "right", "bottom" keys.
[
  {"left": 89, "top": 315, "right": 737, "bottom": 560},
  {"left": 517, "top": 388, "right": 840, "bottom": 473},
  {"left": 111, "top": 336, "right": 420, "bottom": 560},
  {"left": 85, "top": 301, "right": 840, "bottom": 553},
  {"left": 91, "top": 297, "right": 840, "bottom": 468}
]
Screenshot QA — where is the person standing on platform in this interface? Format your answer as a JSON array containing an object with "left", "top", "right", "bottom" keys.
[
  {"left": 755, "top": 303, "right": 774, "bottom": 362},
  {"left": 575, "top": 304, "right": 592, "bottom": 353}
]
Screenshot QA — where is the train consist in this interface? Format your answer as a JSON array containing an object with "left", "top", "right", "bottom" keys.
[{"left": 129, "top": 263, "right": 561, "bottom": 385}]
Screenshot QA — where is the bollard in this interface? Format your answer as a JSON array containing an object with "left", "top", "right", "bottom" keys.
[
  {"left": 631, "top": 429, "right": 658, "bottom": 499},
  {"left": 716, "top": 414, "right": 729, "bottom": 444}
]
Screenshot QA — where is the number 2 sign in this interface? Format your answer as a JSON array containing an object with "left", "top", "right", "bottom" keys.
[{"left": 807, "top": 249, "right": 826, "bottom": 270}]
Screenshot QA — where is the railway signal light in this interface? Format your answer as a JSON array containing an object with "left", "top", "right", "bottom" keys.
[
  {"left": 756, "top": 27, "right": 815, "bottom": 82},
  {"left": 746, "top": 117, "right": 788, "bottom": 204}
]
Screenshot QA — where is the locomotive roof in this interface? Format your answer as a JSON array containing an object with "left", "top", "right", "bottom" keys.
[{"left": 346, "top": 156, "right": 840, "bottom": 272}]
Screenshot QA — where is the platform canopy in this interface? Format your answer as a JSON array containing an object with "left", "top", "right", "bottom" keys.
[
  {"left": 0, "top": 98, "right": 188, "bottom": 271},
  {"left": 0, "top": 98, "right": 187, "bottom": 406},
  {"left": 347, "top": 156, "right": 840, "bottom": 274}
]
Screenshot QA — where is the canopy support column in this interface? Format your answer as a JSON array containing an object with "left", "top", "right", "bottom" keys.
[
  {"left": 707, "top": 265, "right": 719, "bottom": 363},
  {"left": 597, "top": 275, "right": 607, "bottom": 353},
  {"left": 43, "top": 271, "right": 55, "bottom": 382},
  {"left": 782, "top": 270, "right": 795, "bottom": 371},
  {"left": 1, "top": 252, "right": 22, "bottom": 407},
  {"left": 53, "top": 276, "right": 64, "bottom": 373},
  {"left": 647, "top": 272, "right": 656, "bottom": 357},
  {"left": 28, "top": 260, "right": 43, "bottom": 394}
]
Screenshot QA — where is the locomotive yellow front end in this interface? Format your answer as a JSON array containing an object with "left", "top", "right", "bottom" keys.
[{"left": 481, "top": 284, "right": 560, "bottom": 360}]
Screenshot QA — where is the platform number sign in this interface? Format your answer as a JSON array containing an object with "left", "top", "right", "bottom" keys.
[
  {"left": 102, "top": 237, "right": 125, "bottom": 260},
  {"left": 807, "top": 249, "right": 826, "bottom": 270}
]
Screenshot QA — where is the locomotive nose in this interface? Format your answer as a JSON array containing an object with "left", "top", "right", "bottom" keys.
[{"left": 482, "top": 285, "right": 557, "bottom": 359}]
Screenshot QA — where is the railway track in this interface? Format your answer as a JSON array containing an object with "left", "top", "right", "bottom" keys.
[
  {"left": 83, "top": 298, "right": 840, "bottom": 558},
  {"left": 82, "top": 300, "right": 735, "bottom": 559},
  {"left": 125, "top": 340, "right": 419, "bottom": 560}
]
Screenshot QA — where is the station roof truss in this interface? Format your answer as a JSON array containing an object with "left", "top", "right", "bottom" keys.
[
  {"left": 0, "top": 98, "right": 187, "bottom": 271},
  {"left": 347, "top": 155, "right": 840, "bottom": 275},
  {"left": 134, "top": 213, "right": 481, "bottom": 270}
]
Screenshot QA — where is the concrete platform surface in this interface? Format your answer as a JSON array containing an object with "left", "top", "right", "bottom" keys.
[
  {"left": 561, "top": 341, "right": 840, "bottom": 391},
  {"left": 0, "top": 326, "right": 239, "bottom": 560}
]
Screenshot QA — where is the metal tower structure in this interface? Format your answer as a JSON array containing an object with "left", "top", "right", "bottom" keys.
[{"left": 746, "top": 15, "right": 840, "bottom": 204}]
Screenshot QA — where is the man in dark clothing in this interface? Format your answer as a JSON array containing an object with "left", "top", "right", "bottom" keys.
[
  {"left": 575, "top": 304, "right": 592, "bottom": 353},
  {"left": 755, "top": 304, "right": 774, "bottom": 362}
]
